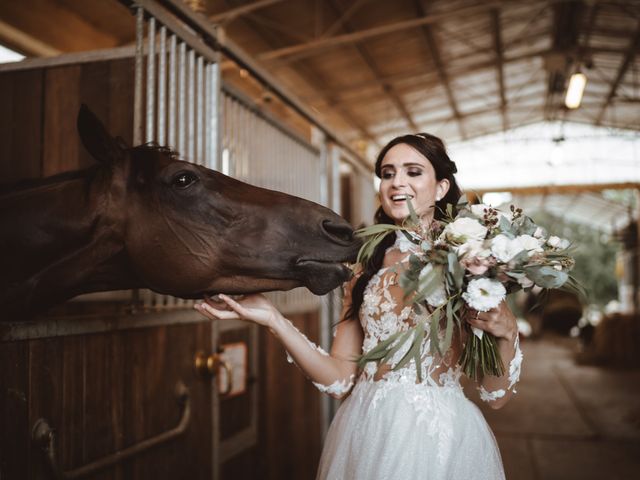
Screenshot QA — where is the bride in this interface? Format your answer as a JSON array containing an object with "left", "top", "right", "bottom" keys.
[{"left": 194, "top": 132, "right": 522, "bottom": 479}]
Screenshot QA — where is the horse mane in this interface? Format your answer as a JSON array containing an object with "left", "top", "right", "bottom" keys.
[
  {"left": 130, "top": 143, "right": 183, "bottom": 162},
  {"left": 0, "top": 144, "right": 183, "bottom": 198}
]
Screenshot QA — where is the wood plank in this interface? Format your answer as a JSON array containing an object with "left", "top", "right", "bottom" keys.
[
  {"left": 61, "top": 335, "right": 85, "bottom": 471},
  {"left": 28, "top": 337, "right": 64, "bottom": 479},
  {"left": 0, "top": 68, "right": 43, "bottom": 182},
  {"left": 0, "top": 341, "right": 29, "bottom": 480},
  {"left": 260, "top": 310, "right": 323, "bottom": 480},
  {"left": 42, "top": 65, "right": 81, "bottom": 176}
]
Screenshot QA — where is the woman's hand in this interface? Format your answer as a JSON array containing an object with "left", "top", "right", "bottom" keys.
[
  {"left": 194, "top": 293, "right": 282, "bottom": 329},
  {"left": 466, "top": 300, "right": 518, "bottom": 342}
]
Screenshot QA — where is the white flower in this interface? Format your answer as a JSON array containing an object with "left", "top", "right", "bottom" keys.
[
  {"left": 490, "top": 234, "right": 525, "bottom": 263},
  {"left": 418, "top": 264, "right": 447, "bottom": 307},
  {"left": 470, "top": 204, "right": 490, "bottom": 218},
  {"left": 517, "top": 234, "right": 544, "bottom": 256},
  {"left": 548, "top": 235, "right": 570, "bottom": 249},
  {"left": 455, "top": 239, "right": 491, "bottom": 258},
  {"left": 533, "top": 226, "right": 545, "bottom": 239},
  {"left": 462, "top": 278, "right": 506, "bottom": 312},
  {"left": 442, "top": 217, "right": 487, "bottom": 244}
]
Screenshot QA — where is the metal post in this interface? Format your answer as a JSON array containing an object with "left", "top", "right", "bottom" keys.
[
  {"left": 133, "top": 7, "right": 145, "bottom": 146},
  {"left": 145, "top": 16, "right": 156, "bottom": 143},
  {"left": 178, "top": 41, "right": 186, "bottom": 154},
  {"left": 157, "top": 25, "right": 167, "bottom": 145},
  {"left": 168, "top": 34, "right": 177, "bottom": 149},
  {"left": 187, "top": 48, "right": 195, "bottom": 161}
]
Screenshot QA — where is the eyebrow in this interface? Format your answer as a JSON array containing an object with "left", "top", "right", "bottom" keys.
[{"left": 380, "top": 162, "right": 425, "bottom": 169}]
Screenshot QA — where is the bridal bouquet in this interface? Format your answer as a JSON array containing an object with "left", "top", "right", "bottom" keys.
[{"left": 355, "top": 200, "right": 583, "bottom": 382}]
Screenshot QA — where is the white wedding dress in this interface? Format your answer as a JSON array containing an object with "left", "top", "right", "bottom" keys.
[{"left": 314, "top": 231, "right": 522, "bottom": 480}]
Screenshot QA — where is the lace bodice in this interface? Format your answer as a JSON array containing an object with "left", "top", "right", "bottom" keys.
[
  {"left": 284, "top": 230, "right": 522, "bottom": 404},
  {"left": 359, "top": 231, "right": 464, "bottom": 388}
]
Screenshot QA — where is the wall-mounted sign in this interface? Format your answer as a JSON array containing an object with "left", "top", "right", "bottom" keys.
[{"left": 218, "top": 342, "right": 248, "bottom": 397}]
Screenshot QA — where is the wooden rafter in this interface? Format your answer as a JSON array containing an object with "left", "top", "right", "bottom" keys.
[
  {"left": 595, "top": 21, "right": 640, "bottom": 125},
  {"left": 209, "top": 0, "right": 285, "bottom": 24},
  {"left": 325, "top": 0, "right": 418, "bottom": 132},
  {"left": 258, "top": 0, "right": 514, "bottom": 62},
  {"left": 490, "top": 8, "right": 508, "bottom": 131},
  {"left": 413, "top": 0, "right": 466, "bottom": 140},
  {"left": 226, "top": 0, "right": 378, "bottom": 145},
  {"left": 320, "top": 0, "right": 372, "bottom": 39}
]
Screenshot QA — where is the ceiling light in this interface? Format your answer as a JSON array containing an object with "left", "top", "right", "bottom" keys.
[{"left": 565, "top": 72, "right": 587, "bottom": 109}]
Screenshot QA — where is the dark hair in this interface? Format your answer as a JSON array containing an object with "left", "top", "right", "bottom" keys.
[{"left": 344, "top": 133, "right": 462, "bottom": 321}]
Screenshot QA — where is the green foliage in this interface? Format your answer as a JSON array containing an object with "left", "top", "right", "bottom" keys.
[{"left": 528, "top": 210, "right": 619, "bottom": 306}]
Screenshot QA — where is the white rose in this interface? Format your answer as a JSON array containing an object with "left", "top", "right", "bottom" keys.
[
  {"left": 490, "top": 234, "right": 525, "bottom": 263},
  {"left": 442, "top": 217, "right": 488, "bottom": 245},
  {"left": 455, "top": 239, "right": 491, "bottom": 258},
  {"left": 517, "top": 234, "right": 544, "bottom": 256},
  {"left": 548, "top": 236, "right": 570, "bottom": 249},
  {"left": 462, "top": 278, "right": 506, "bottom": 312}
]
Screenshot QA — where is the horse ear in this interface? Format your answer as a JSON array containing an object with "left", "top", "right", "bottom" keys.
[{"left": 77, "top": 104, "right": 128, "bottom": 165}]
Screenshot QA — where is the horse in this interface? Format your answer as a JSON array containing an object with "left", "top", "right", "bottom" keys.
[{"left": 0, "top": 105, "right": 360, "bottom": 320}]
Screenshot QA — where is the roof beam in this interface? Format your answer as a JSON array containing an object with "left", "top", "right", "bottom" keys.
[
  {"left": 225, "top": 0, "right": 378, "bottom": 146},
  {"left": 595, "top": 21, "right": 640, "bottom": 125},
  {"left": 414, "top": 0, "right": 466, "bottom": 139},
  {"left": 491, "top": 8, "right": 508, "bottom": 132},
  {"left": 209, "top": 0, "right": 285, "bottom": 24},
  {"left": 320, "top": 0, "right": 372, "bottom": 39},
  {"left": 258, "top": 0, "right": 516, "bottom": 62},
  {"left": 326, "top": 0, "right": 418, "bottom": 132}
]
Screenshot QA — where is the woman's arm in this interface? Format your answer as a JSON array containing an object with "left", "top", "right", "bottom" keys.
[
  {"left": 194, "top": 281, "right": 363, "bottom": 399},
  {"left": 465, "top": 300, "right": 523, "bottom": 410}
]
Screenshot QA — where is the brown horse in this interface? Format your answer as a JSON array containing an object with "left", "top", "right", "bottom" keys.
[{"left": 0, "top": 105, "right": 359, "bottom": 320}]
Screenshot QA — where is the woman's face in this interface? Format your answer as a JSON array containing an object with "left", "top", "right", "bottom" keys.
[{"left": 379, "top": 143, "right": 450, "bottom": 225}]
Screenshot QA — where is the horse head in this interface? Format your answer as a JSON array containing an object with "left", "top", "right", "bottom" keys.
[{"left": 76, "top": 105, "right": 360, "bottom": 300}]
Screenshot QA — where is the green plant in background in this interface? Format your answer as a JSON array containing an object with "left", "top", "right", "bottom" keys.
[{"left": 528, "top": 210, "right": 619, "bottom": 307}]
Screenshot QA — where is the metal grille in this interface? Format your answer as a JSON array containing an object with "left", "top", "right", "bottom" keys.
[
  {"left": 222, "top": 89, "right": 324, "bottom": 314},
  {"left": 133, "top": 4, "right": 221, "bottom": 310}
]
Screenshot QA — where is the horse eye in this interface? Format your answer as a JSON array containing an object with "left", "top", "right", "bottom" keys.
[{"left": 172, "top": 172, "right": 198, "bottom": 189}]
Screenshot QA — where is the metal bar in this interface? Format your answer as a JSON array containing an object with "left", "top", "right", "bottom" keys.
[
  {"left": 129, "top": 0, "right": 218, "bottom": 61},
  {"left": 133, "top": 6, "right": 144, "bottom": 146},
  {"left": 196, "top": 55, "right": 204, "bottom": 165},
  {"left": 178, "top": 41, "right": 186, "bottom": 153},
  {"left": 187, "top": 48, "right": 195, "bottom": 160},
  {"left": 204, "top": 61, "right": 211, "bottom": 168},
  {"left": 146, "top": 16, "right": 156, "bottom": 143},
  {"left": 32, "top": 384, "right": 191, "bottom": 479},
  {"left": 168, "top": 34, "right": 177, "bottom": 148},
  {"left": 209, "top": 60, "right": 221, "bottom": 170},
  {"left": 158, "top": 25, "right": 167, "bottom": 145}
]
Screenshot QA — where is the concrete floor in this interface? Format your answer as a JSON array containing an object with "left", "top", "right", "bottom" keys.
[{"left": 464, "top": 334, "right": 640, "bottom": 480}]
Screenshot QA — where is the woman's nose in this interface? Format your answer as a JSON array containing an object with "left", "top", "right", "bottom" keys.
[{"left": 392, "top": 171, "right": 406, "bottom": 187}]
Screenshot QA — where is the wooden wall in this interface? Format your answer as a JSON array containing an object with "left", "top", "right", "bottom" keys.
[{"left": 0, "top": 55, "right": 325, "bottom": 480}]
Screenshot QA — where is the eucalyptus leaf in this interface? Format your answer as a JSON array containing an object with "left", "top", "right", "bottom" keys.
[{"left": 525, "top": 265, "right": 569, "bottom": 288}]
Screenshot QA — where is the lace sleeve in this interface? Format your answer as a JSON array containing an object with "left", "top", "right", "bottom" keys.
[
  {"left": 282, "top": 274, "right": 361, "bottom": 399},
  {"left": 477, "top": 333, "right": 523, "bottom": 403}
]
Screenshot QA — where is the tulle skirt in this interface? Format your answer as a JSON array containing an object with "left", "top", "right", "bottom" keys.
[{"left": 316, "top": 378, "right": 505, "bottom": 480}]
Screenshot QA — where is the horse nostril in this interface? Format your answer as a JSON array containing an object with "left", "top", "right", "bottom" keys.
[{"left": 322, "top": 220, "right": 354, "bottom": 245}]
